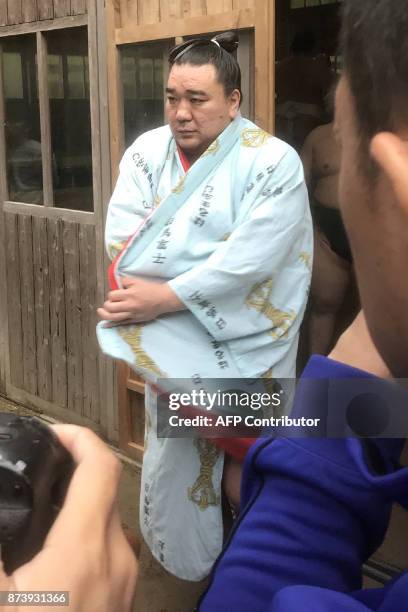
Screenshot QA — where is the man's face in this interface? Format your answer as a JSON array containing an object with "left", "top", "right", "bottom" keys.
[
  {"left": 335, "top": 77, "right": 408, "bottom": 376},
  {"left": 166, "top": 63, "right": 240, "bottom": 160}
]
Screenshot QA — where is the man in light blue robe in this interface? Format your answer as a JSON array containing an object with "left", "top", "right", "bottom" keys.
[{"left": 97, "top": 32, "right": 313, "bottom": 581}]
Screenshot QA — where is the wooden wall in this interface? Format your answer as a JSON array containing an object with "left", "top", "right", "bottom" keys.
[
  {"left": 0, "top": 0, "right": 88, "bottom": 27},
  {"left": 4, "top": 211, "right": 101, "bottom": 424},
  {"left": 118, "top": 0, "right": 253, "bottom": 26}
]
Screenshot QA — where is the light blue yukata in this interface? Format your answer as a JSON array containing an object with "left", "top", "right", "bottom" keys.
[{"left": 97, "top": 115, "right": 313, "bottom": 580}]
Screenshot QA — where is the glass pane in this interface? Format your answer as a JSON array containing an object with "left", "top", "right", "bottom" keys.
[
  {"left": 48, "top": 54, "right": 64, "bottom": 99},
  {"left": 121, "top": 41, "right": 169, "bottom": 147},
  {"left": 3, "top": 52, "right": 23, "bottom": 98},
  {"left": 67, "top": 55, "right": 86, "bottom": 99},
  {"left": 291, "top": 0, "right": 305, "bottom": 8},
  {"left": 2, "top": 35, "right": 43, "bottom": 204},
  {"left": 46, "top": 27, "right": 93, "bottom": 211}
]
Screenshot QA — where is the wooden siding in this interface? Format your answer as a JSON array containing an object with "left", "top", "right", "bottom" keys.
[
  {"left": 119, "top": 0, "right": 254, "bottom": 27},
  {"left": 4, "top": 211, "right": 101, "bottom": 422},
  {"left": 0, "top": 0, "right": 87, "bottom": 26}
]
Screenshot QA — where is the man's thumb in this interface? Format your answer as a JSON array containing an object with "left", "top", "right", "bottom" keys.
[{"left": 120, "top": 276, "right": 137, "bottom": 289}]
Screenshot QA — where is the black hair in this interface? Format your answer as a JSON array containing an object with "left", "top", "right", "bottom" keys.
[
  {"left": 291, "top": 30, "right": 316, "bottom": 56},
  {"left": 341, "top": 1, "right": 408, "bottom": 157},
  {"left": 168, "top": 31, "right": 242, "bottom": 103}
]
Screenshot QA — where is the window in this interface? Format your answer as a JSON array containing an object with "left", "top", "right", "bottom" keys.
[
  {"left": 121, "top": 41, "right": 169, "bottom": 147},
  {"left": 46, "top": 27, "right": 93, "bottom": 211},
  {"left": 1, "top": 27, "right": 93, "bottom": 211},
  {"left": 2, "top": 35, "right": 43, "bottom": 204}
]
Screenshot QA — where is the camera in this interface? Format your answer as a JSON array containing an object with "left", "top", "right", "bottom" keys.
[{"left": 0, "top": 413, "right": 73, "bottom": 573}]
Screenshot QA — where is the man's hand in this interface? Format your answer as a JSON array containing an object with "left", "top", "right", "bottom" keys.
[
  {"left": 0, "top": 425, "right": 137, "bottom": 612},
  {"left": 97, "top": 277, "right": 185, "bottom": 325},
  {"left": 329, "top": 311, "right": 391, "bottom": 378}
]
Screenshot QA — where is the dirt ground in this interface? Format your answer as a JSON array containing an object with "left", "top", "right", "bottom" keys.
[{"left": 0, "top": 396, "right": 206, "bottom": 612}]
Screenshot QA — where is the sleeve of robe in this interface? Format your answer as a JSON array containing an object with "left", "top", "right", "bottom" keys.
[{"left": 104, "top": 135, "right": 159, "bottom": 260}]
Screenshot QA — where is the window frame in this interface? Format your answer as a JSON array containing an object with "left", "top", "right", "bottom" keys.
[{"left": 0, "top": 13, "right": 100, "bottom": 221}]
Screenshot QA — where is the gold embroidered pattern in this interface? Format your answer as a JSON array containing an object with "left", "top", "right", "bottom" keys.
[
  {"left": 221, "top": 233, "right": 231, "bottom": 242},
  {"left": 154, "top": 194, "right": 162, "bottom": 208},
  {"left": 201, "top": 139, "right": 220, "bottom": 156},
  {"left": 108, "top": 240, "right": 126, "bottom": 260},
  {"left": 188, "top": 439, "right": 220, "bottom": 511},
  {"left": 118, "top": 325, "right": 165, "bottom": 377},
  {"left": 241, "top": 128, "right": 271, "bottom": 148},
  {"left": 246, "top": 280, "right": 296, "bottom": 339},
  {"left": 172, "top": 175, "right": 186, "bottom": 194},
  {"left": 299, "top": 251, "right": 312, "bottom": 270}
]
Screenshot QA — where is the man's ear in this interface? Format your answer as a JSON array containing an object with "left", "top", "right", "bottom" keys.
[
  {"left": 229, "top": 89, "right": 241, "bottom": 117},
  {"left": 370, "top": 132, "right": 408, "bottom": 214}
]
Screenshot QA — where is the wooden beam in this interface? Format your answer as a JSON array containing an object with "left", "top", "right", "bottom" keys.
[
  {"left": 19, "top": 214, "right": 38, "bottom": 396},
  {"left": 254, "top": 0, "right": 274, "bottom": 132},
  {"left": 115, "top": 8, "right": 255, "bottom": 44},
  {"left": 0, "top": 14, "right": 88, "bottom": 38},
  {"left": 95, "top": 0, "right": 118, "bottom": 441},
  {"left": 6, "top": 381, "right": 106, "bottom": 433},
  {"left": 32, "top": 216, "right": 53, "bottom": 403},
  {"left": 89, "top": 0, "right": 118, "bottom": 442},
  {"left": 107, "top": 0, "right": 125, "bottom": 184},
  {"left": 0, "top": 45, "right": 10, "bottom": 394},
  {"left": 0, "top": 46, "right": 8, "bottom": 202},
  {"left": 47, "top": 218, "right": 68, "bottom": 408},
  {"left": 118, "top": 361, "right": 144, "bottom": 462},
  {"left": 36, "top": 31, "right": 54, "bottom": 206},
  {"left": 5, "top": 213, "right": 24, "bottom": 390},
  {"left": 4, "top": 201, "right": 96, "bottom": 224}
]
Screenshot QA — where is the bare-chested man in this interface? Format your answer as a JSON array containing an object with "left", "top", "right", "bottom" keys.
[
  {"left": 276, "top": 30, "right": 333, "bottom": 149},
  {"left": 301, "top": 120, "right": 355, "bottom": 354}
]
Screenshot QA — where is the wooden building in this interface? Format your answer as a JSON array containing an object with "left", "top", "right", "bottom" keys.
[
  {"left": 0, "top": 0, "right": 406, "bottom": 589},
  {"left": 0, "top": 0, "right": 116, "bottom": 440}
]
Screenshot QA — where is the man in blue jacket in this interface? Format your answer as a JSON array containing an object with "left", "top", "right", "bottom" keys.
[{"left": 198, "top": 1, "right": 408, "bottom": 610}]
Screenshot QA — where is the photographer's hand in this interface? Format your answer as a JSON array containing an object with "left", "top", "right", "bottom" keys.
[{"left": 0, "top": 425, "right": 137, "bottom": 612}]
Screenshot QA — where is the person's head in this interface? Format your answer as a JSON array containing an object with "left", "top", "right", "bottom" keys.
[
  {"left": 336, "top": 0, "right": 408, "bottom": 376},
  {"left": 290, "top": 30, "right": 317, "bottom": 57},
  {"left": 166, "top": 32, "right": 242, "bottom": 161}
]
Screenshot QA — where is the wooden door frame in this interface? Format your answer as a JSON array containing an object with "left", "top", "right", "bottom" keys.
[{"left": 106, "top": 0, "right": 275, "bottom": 460}]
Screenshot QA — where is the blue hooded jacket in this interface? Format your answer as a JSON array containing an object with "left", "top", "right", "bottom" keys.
[{"left": 198, "top": 357, "right": 408, "bottom": 611}]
